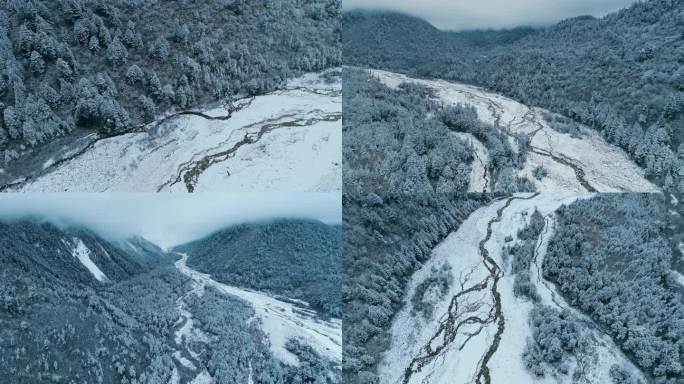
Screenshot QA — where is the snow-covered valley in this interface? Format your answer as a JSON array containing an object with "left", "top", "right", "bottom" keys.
[
  {"left": 0, "top": 199, "right": 342, "bottom": 384},
  {"left": 174, "top": 254, "right": 342, "bottom": 375},
  {"left": 369, "top": 69, "right": 659, "bottom": 193},
  {"left": 378, "top": 194, "right": 646, "bottom": 384},
  {"left": 5, "top": 71, "right": 341, "bottom": 192}
]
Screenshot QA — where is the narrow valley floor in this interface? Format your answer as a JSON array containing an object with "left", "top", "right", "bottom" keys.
[
  {"left": 171, "top": 254, "right": 342, "bottom": 383},
  {"left": 378, "top": 194, "right": 647, "bottom": 384},
  {"left": 3, "top": 70, "right": 341, "bottom": 193},
  {"left": 369, "top": 69, "right": 659, "bottom": 193}
]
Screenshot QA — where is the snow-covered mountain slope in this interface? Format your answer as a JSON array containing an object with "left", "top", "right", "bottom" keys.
[
  {"left": 70, "top": 238, "right": 108, "bottom": 282},
  {"left": 175, "top": 254, "right": 342, "bottom": 367},
  {"left": 7, "top": 71, "right": 341, "bottom": 192},
  {"left": 378, "top": 194, "right": 645, "bottom": 384},
  {"left": 369, "top": 69, "right": 659, "bottom": 193},
  {"left": 0, "top": 220, "right": 168, "bottom": 285},
  {"left": 529, "top": 215, "right": 647, "bottom": 384}
]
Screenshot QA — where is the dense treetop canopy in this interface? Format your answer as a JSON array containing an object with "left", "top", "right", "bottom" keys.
[{"left": 0, "top": 0, "right": 340, "bottom": 164}]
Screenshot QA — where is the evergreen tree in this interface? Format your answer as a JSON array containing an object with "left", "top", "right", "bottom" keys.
[
  {"left": 139, "top": 95, "right": 156, "bottom": 123},
  {"left": 148, "top": 37, "right": 170, "bottom": 61},
  {"left": 106, "top": 37, "right": 128, "bottom": 66},
  {"left": 29, "top": 51, "right": 45, "bottom": 74},
  {"left": 125, "top": 65, "right": 144, "bottom": 85},
  {"left": 56, "top": 59, "right": 73, "bottom": 80},
  {"left": 147, "top": 71, "right": 162, "bottom": 99}
]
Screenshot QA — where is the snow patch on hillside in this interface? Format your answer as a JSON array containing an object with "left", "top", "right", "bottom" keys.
[
  {"left": 42, "top": 158, "right": 54, "bottom": 169},
  {"left": 71, "top": 238, "right": 107, "bottom": 282},
  {"left": 673, "top": 271, "right": 684, "bottom": 287}
]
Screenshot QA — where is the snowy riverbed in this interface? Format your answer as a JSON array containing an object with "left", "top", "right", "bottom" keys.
[
  {"left": 175, "top": 254, "right": 342, "bottom": 368},
  {"left": 370, "top": 69, "right": 658, "bottom": 193},
  {"left": 378, "top": 194, "right": 645, "bottom": 384},
  {"left": 170, "top": 259, "right": 213, "bottom": 384},
  {"left": 11, "top": 70, "right": 341, "bottom": 192}
]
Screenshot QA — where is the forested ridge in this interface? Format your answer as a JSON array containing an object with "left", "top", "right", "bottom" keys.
[
  {"left": 544, "top": 194, "right": 684, "bottom": 381},
  {"left": 342, "top": 192, "right": 490, "bottom": 383},
  {"left": 0, "top": 0, "right": 340, "bottom": 164},
  {"left": 0, "top": 220, "right": 185, "bottom": 383},
  {"left": 344, "top": 0, "right": 684, "bottom": 191},
  {"left": 176, "top": 218, "right": 342, "bottom": 318}
]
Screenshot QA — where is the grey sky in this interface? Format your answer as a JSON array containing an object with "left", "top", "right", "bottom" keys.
[
  {"left": 0, "top": 193, "right": 341, "bottom": 249},
  {"left": 343, "top": 0, "right": 636, "bottom": 30}
]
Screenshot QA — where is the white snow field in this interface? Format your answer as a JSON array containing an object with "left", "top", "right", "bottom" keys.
[
  {"left": 378, "top": 194, "right": 646, "bottom": 384},
  {"left": 70, "top": 238, "right": 108, "bottom": 282},
  {"left": 175, "top": 254, "right": 342, "bottom": 368},
  {"left": 369, "top": 69, "right": 659, "bottom": 193},
  {"left": 13, "top": 70, "right": 341, "bottom": 192}
]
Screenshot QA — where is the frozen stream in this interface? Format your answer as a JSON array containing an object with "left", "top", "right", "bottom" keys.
[
  {"left": 9, "top": 70, "right": 341, "bottom": 192},
  {"left": 370, "top": 69, "right": 659, "bottom": 193},
  {"left": 378, "top": 194, "right": 646, "bottom": 384},
  {"left": 174, "top": 254, "right": 342, "bottom": 368},
  {"left": 169, "top": 260, "right": 213, "bottom": 384}
]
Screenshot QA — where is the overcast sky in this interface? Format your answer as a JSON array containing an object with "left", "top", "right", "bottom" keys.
[
  {"left": 0, "top": 193, "right": 340, "bottom": 249},
  {"left": 344, "top": 0, "right": 636, "bottom": 30}
]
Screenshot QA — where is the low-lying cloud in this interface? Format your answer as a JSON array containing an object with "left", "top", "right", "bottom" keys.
[
  {"left": 344, "top": 0, "right": 636, "bottom": 30},
  {"left": 0, "top": 193, "right": 341, "bottom": 249}
]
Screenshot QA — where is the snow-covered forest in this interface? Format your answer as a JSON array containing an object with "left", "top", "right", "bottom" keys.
[
  {"left": 342, "top": 192, "right": 491, "bottom": 382},
  {"left": 542, "top": 194, "right": 684, "bottom": 380},
  {"left": 0, "top": 220, "right": 183, "bottom": 383},
  {"left": 0, "top": 0, "right": 340, "bottom": 182},
  {"left": 343, "top": 69, "right": 521, "bottom": 193},
  {"left": 175, "top": 219, "right": 342, "bottom": 318},
  {"left": 0, "top": 215, "right": 342, "bottom": 384},
  {"left": 344, "top": 68, "right": 659, "bottom": 193},
  {"left": 344, "top": 0, "right": 684, "bottom": 192},
  {"left": 343, "top": 192, "right": 683, "bottom": 384}
]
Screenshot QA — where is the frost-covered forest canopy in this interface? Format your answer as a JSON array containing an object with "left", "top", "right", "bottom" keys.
[
  {"left": 0, "top": 216, "right": 342, "bottom": 383},
  {"left": 343, "top": 0, "right": 684, "bottom": 191},
  {"left": 0, "top": 0, "right": 340, "bottom": 164},
  {"left": 0, "top": 220, "right": 184, "bottom": 383},
  {"left": 175, "top": 219, "right": 342, "bottom": 318},
  {"left": 341, "top": 192, "right": 683, "bottom": 384},
  {"left": 188, "top": 286, "right": 340, "bottom": 384},
  {"left": 342, "top": 192, "right": 490, "bottom": 383},
  {"left": 543, "top": 193, "right": 684, "bottom": 381},
  {"left": 343, "top": 68, "right": 533, "bottom": 193},
  {"left": 505, "top": 208, "right": 545, "bottom": 301}
]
